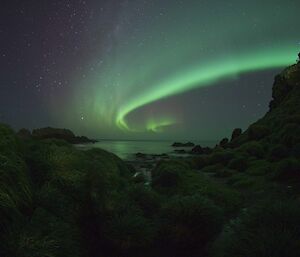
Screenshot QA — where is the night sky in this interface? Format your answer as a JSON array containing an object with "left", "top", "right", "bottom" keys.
[{"left": 1, "top": 0, "right": 299, "bottom": 140}]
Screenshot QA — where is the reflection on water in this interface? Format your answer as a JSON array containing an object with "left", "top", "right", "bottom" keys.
[{"left": 77, "top": 140, "right": 217, "bottom": 160}]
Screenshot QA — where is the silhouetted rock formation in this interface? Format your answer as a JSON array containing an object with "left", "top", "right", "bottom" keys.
[
  {"left": 231, "top": 59, "right": 300, "bottom": 148},
  {"left": 172, "top": 141, "right": 195, "bottom": 147},
  {"left": 191, "top": 145, "right": 203, "bottom": 154},
  {"left": 231, "top": 128, "right": 242, "bottom": 141},
  {"left": 174, "top": 149, "right": 187, "bottom": 154},
  {"left": 136, "top": 152, "right": 147, "bottom": 158},
  {"left": 219, "top": 138, "right": 229, "bottom": 148},
  {"left": 32, "top": 127, "right": 97, "bottom": 144},
  {"left": 190, "top": 145, "right": 212, "bottom": 155}
]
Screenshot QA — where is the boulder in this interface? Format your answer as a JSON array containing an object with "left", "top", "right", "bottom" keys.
[
  {"left": 172, "top": 142, "right": 195, "bottom": 147},
  {"left": 136, "top": 152, "right": 147, "bottom": 158},
  {"left": 231, "top": 128, "right": 242, "bottom": 141},
  {"left": 219, "top": 138, "right": 229, "bottom": 148},
  {"left": 174, "top": 149, "right": 187, "bottom": 154},
  {"left": 191, "top": 145, "right": 204, "bottom": 154}
]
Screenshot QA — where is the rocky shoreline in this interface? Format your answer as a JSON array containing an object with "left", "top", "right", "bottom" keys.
[{"left": 126, "top": 138, "right": 230, "bottom": 185}]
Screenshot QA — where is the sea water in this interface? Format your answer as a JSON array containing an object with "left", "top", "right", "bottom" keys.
[{"left": 77, "top": 140, "right": 217, "bottom": 160}]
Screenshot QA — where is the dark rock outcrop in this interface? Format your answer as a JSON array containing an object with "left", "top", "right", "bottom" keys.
[
  {"left": 32, "top": 127, "right": 97, "bottom": 144},
  {"left": 191, "top": 145, "right": 203, "bottom": 154},
  {"left": 172, "top": 142, "right": 195, "bottom": 147},
  {"left": 231, "top": 128, "right": 242, "bottom": 141},
  {"left": 190, "top": 145, "right": 212, "bottom": 155},
  {"left": 227, "top": 58, "right": 300, "bottom": 148},
  {"left": 136, "top": 152, "right": 147, "bottom": 158},
  {"left": 219, "top": 138, "right": 229, "bottom": 148},
  {"left": 174, "top": 149, "right": 187, "bottom": 154}
]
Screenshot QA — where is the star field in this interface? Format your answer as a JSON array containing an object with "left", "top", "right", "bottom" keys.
[{"left": 0, "top": 0, "right": 299, "bottom": 140}]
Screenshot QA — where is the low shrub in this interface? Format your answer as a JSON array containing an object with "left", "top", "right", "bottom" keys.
[
  {"left": 209, "top": 150, "right": 235, "bottom": 165},
  {"left": 213, "top": 168, "right": 236, "bottom": 178},
  {"left": 128, "top": 185, "right": 161, "bottom": 218},
  {"left": 201, "top": 164, "right": 224, "bottom": 173},
  {"left": 158, "top": 194, "right": 223, "bottom": 257},
  {"left": 248, "top": 124, "right": 270, "bottom": 140},
  {"left": 273, "top": 158, "right": 300, "bottom": 181},
  {"left": 227, "top": 156, "right": 248, "bottom": 172},
  {"left": 213, "top": 200, "right": 300, "bottom": 257},
  {"left": 280, "top": 123, "right": 300, "bottom": 147},
  {"left": 246, "top": 160, "right": 273, "bottom": 176},
  {"left": 238, "top": 141, "right": 265, "bottom": 158},
  {"left": 269, "top": 144, "right": 289, "bottom": 161},
  {"left": 192, "top": 155, "right": 210, "bottom": 169},
  {"left": 227, "top": 173, "right": 257, "bottom": 189}
]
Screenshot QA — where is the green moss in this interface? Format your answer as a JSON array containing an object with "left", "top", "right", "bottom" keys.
[
  {"left": 269, "top": 144, "right": 289, "bottom": 160},
  {"left": 201, "top": 163, "right": 224, "bottom": 173},
  {"left": 248, "top": 124, "right": 270, "bottom": 140},
  {"left": 213, "top": 168, "right": 237, "bottom": 178},
  {"left": 280, "top": 123, "right": 300, "bottom": 147},
  {"left": 238, "top": 141, "right": 265, "bottom": 158},
  {"left": 227, "top": 156, "right": 248, "bottom": 172},
  {"left": 209, "top": 150, "right": 235, "bottom": 165},
  {"left": 192, "top": 155, "right": 210, "bottom": 169},
  {"left": 246, "top": 160, "right": 273, "bottom": 176},
  {"left": 273, "top": 158, "right": 300, "bottom": 181},
  {"left": 158, "top": 194, "right": 223, "bottom": 256}
]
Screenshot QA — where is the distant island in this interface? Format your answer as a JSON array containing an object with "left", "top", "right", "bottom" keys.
[{"left": 172, "top": 141, "right": 195, "bottom": 147}]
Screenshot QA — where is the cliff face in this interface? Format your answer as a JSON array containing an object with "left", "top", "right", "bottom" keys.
[{"left": 230, "top": 60, "right": 300, "bottom": 151}]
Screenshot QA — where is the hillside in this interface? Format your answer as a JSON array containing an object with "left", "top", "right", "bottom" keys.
[{"left": 229, "top": 59, "right": 300, "bottom": 149}]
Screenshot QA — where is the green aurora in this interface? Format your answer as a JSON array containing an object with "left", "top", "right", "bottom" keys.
[
  {"left": 116, "top": 46, "right": 298, "bottom": 132},
  {"left": 64, "top": 0, "right": 300, "bottom": 138}
]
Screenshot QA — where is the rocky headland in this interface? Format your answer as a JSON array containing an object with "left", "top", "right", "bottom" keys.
[{"left": 17, "top": 126, "right": 98, "bottom": 144}]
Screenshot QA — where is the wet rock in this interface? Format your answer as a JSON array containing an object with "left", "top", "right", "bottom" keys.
[{"left": 191, "top": 145, "right": 204, "bottom": 154}]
